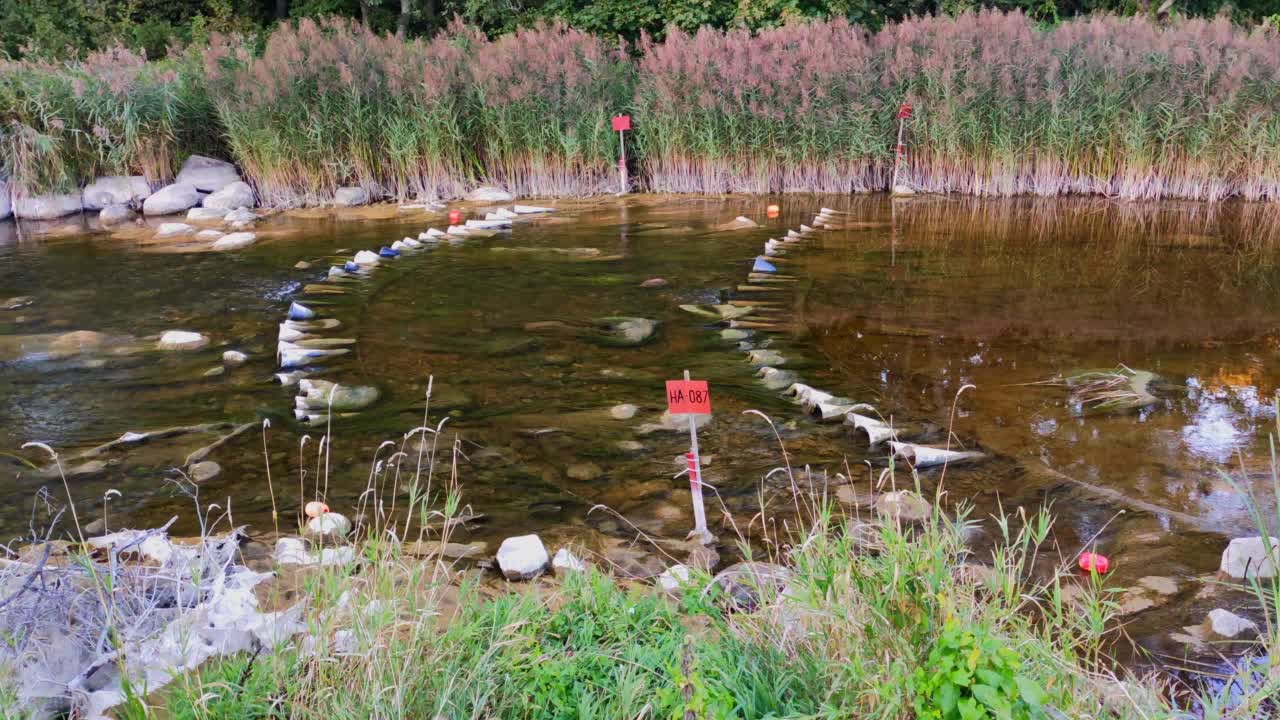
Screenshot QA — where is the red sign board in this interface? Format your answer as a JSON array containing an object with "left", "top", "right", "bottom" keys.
[
  {"left": 666, "top": 379, "right": 711, "bottom": 415},
  {"left": 612, "top": 114, "right": 632, "bottom": 132},
  {"left": 897, "top": 103, "right": 913, "bottom": 120}
]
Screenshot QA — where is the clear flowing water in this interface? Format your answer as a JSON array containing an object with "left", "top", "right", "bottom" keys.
[{"left": 1, "top": 195, "right": 1277, "bottom": 669}]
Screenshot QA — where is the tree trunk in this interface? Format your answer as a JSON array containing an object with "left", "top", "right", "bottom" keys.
[
  {"left": 359, "top": 0, "right": 372, "bottom": 27},
  {"left": 397, "top": 0, "right": 413, "bottom": 38},
  {"left": 275, "top": 0, "right": 288, "bottom": 20}
]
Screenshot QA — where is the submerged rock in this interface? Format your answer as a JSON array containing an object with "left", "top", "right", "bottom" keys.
[
  {"left": 222, "top": 350, "right": 248, "bottom": 366},
  {"left": 176, "top": 155, "right": 240, "bottom": 193},
  {"left": 405, "top": 540, "right": 488, "bottom": 560},
  {"left": 155, "top": 222, "right": 195, "bottom": 238},
  {"left": 1220, "top": 536, "right": 1278, "bottom": 579},
  {"left": 211, "top": 231, "right": 257, "bottom": 251},
  {"left": 609, "top": 404, "right": 638, "bottom": 420},
  {"left": 99, "top": 204, "right": 136, "bottom": 226},
  {"left": 297, "top": 379, "right": 380, "bottom": 412},
  {"left": 713, "top": 215, "right": 759, "bottom": 231},
  {"left": 187, "top": 207, "right": 229, "bottom": 222},
  {"left": 873, "top": 490, "right": 932, "bottom": 523},
  {"left": 188, "top": 460, "right": 221, "bottom": 482},
  {"left": 203, "top": 181, "right": 256, "bottom": 210},
  {"left": 596, "top": 316, "right": 657, "bottom": 346},
  {"left": 640, "top": 278, "right": 668, "bottom": 288},
  {"left": 157, "top": 330, "right": 209, "bottom": 351},
  {"left": 224, "top": 207, "right": 256, "bottom": 224},
  {"left": 143, "top": 183, "right": 202, "bottom": 216},
  {"left": 497, "top": 534, "right": 549, "bottom": 580},
  {"left": 566, "top": 462, "right": 603, "bottom": 481}
]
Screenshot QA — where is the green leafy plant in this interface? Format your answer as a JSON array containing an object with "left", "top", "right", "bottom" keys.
[{"left": 911, "top": 619, "right": 1048, "bottom": 720}]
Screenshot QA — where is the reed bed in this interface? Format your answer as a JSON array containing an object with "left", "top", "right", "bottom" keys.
[
  {"left": 3, "top": 11, "right": 1279, "bottom": 203},
  {"left": 0, "top": 45, "right": 213, "bottom": 196}
]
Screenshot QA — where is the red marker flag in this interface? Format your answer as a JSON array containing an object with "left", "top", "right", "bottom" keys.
[
  {"left": 897, "top": 103, "right": 913, "bottom": 120},
  {"left": 666, "top": 379, "right": 711, "bottom": 415},
  {"left": 612, "top": 114, "right": 632, "bottom": 132}
]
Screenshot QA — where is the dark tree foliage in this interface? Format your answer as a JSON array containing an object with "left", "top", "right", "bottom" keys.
[{"left": 2, "top": 0, "right": 1278, "bottom": 58}]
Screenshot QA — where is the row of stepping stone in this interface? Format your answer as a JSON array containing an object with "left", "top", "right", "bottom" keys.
[{"left": 275, "top": 203, "right": 555, "bottom": 425}]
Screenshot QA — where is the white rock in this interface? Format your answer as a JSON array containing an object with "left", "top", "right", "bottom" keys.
[
  {"left": 513, "top": 204, "right": 553, "bottom": 214},
  {"left": 353, "top": 250, "right": 381, "bottom": 265},
  {"left": 610, "top": 403, "right": 638, "bottom": 420},
  {"left": 203, "top": 181, "right": 256, "bottom": 210},
  {"left": 305, "top": 512, "right": 352, "bottom": 543},
  {"left": 1202, "top": 609, "right": 1257, "bottom": 639},
  {"left": 333, "top": 186, "right": 370, "bottom": 207},
  {"left": 155, "top": 222, "right": 195, "bottom": 238},
  {"left": 176, "top": 155, "right": 241, "bottom": 192},
  {"left": 14, "top": 192, "right": 82, "bottom": 220},
  {"left": 222, "top": 350, "right": 247, "bottom": 365},
  {"left": 157, "top": 330, "right": 209, "bottom": 350},
  {"left": 496, "top": 534, "right": 549, "bottom": 580},
  {"left": 466, "top": 186, "right": 515, "bottom": 202},
  {"left": 892, "top": 184, "right": 916, "bottom": 196},
  {"left": 274, "top": 537, "right": 312, "bottom": 565},
  {"left": 189, "top": 460, "right": 221, "bottom": 482},
  {"left": 658, "top": 564, "right": 692, "bottom": 593},
  {"left": 552, "top": 547, "right": 585, "bottom": 573},
  {"left": 494, "top": 207, "right": 520, "bottom": 219},
  {"left": 423, "top": 228, "right": 447, "bottom": 239},
  {"left": 99, "top": 204, "right": 136, "bottom": 226},
  {"left": 187, "top": 206, "right": 228, "bottom": 222},
  {"left": 391, "top": 240, "right": 408, "bottom": 251},
  {"left": 196, "top": 229, "right": 224, "bottom": 240},
  {"left": 0, "top": 180, "right": 9, "bottom": 220},
  {"left": 143, "top": 183, "right": 203, "bottom": 216},
  {"left": 211, "top": 231, "right": 257, "bottom": 251},
  {"left": 224, "top": 206, "right": 256, "bottom": 224},
  {"left": 1220, "top": 536, "right": 1278, "bottom": 579},
  {"left": 83, "top": 175, "right": 151, "bottom": 210}
]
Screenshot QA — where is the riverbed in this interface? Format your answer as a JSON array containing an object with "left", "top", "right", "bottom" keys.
[{"left": 1, "top": 194, "right": 1276, "bottom": 669}]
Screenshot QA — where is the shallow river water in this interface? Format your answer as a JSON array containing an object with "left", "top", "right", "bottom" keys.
[{"left": 1, "top": 194, "right": 1277, "bottom": 671}]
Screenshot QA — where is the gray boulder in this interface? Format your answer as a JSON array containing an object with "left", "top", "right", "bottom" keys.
[
  {"left": 332, "top": 187, "right": 370, "bottom": 207},
  {"left": 143, "top": 183, "right": 202, "bottom": 216},
  {"left": 14, "top": 192, "right": 82, "bottom": 220},
  {"left": 203, "top": 181, "right": 256, "bottom": 210},
  {"left": 466, "top": 186, "right": 515, "bottom": 202},
  {"left": 175, "top": 155, "right": 240, "bottom": 193},
  {"left": 1220, "top": 536, "right": 1278, "bottom": 579},
  {"left": 99, "top": 204, "right": 136, "bottom": 226},
  {"left": 83, "top": 176, "right": 151, "bottom": 210}
]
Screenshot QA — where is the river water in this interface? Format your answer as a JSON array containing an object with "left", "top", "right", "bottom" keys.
[{"left": 1, "top": 194, "right": 1277, "bottom": 669}]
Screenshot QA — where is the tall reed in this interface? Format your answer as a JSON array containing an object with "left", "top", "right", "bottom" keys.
[
  {"left": 469, "top": 22, "right": 632, "bottom": 196},
  {"left": 0, "top": 45, "right": 205, "bottom": 196},
  {"left": 203, "top": 18, "right": 476, "bottom": 206}
]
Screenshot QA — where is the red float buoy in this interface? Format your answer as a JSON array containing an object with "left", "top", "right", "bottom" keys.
[
  {"left": 448, "top": 209, "right": 462, "bottom": 224},
  {"left": 1078, "top": 552, "right": 1110, "bottom": 574},
  {"left": 304, "top": 501, "right": 330, "bottom": 519},
  {"left": 766, "top": 204, "right": 780, "bottom": 218}
]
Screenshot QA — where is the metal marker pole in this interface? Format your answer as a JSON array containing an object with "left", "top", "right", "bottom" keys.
[
  {"left": 618, "top": 128, "right": 628, "bottom": 194},
  {"left": 891, "top": 116, "right": 905, "bottom": 190},
  {"left": 684, "top": 369, "right": 711, "bottom": 543}
]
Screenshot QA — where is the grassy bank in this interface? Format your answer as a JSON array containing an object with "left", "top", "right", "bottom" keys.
[{"left": 2, "top": 11, "right": 1279, "bottom": 205}]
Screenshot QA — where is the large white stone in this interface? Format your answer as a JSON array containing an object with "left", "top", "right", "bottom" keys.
[
  {"left": 175, "top": 155, "right": 241, "bottom": 192},
  {"left": 1220, "top": 536, "right": 1278, "bottom": 579},
  {"left": 155, "top": 222, "right": 195, "bottom": 238},
  {"left": 333, "top": 186, "right": 370, "bottom": 207},
  {"left": 83, "top": 175, "right": 151, "bottom": 210},
  {"left": 157, "top": 330, "right": 209, "bottom": 351},
  {"left": 552, "top": 547, "right": 585, "bottom": 573},
  {"left": 496, "top": 534, "right": 549, "bottom": 580},
  {"left": 14, "top": 192, "right": 82, "bottom": 220},
  {"left": 1202, "top": 609, "right": 1257, "bottom": 640},
  {"left": 658, "top": 564, "right": 693, "bottom": 593},
  {"left": 466, "top": 186, "right": 515, "bottom": 202},
  {"left": 211, "top": 232, "right": 257, "bottom": 251},
  {"left": 202, "top": 181, "right": 256, "bottom": 210},
  {"left": 352, "top": 250, "right": 381, "bottom": 265},
  {"left": 305, "top": 512, "right": 352, "bottom": 543},
  {"left": 143, "top": 183, "right": 202, "bottom": 216}
]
